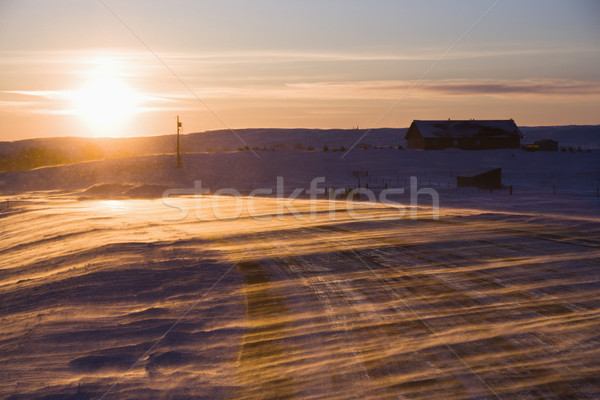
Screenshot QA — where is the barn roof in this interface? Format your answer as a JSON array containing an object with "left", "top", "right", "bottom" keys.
[{"left": 410, "top": 120, "right": 523, "bottom": 139}]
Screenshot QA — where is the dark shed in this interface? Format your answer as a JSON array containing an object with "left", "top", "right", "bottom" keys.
[{"left": 457, "top": 168, "right": 502, "bottom": 190}]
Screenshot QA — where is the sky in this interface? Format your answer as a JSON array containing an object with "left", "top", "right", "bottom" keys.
[{"left": 0, "top": 0, "right": 599, "bottom": 140}]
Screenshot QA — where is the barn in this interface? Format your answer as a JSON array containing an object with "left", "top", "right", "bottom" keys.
[
  {"left": 405, "top": 120, "right": 523, "bottom": 150},
  {"left": 534, "top": 139, "right": 559, "bottom": 152}
]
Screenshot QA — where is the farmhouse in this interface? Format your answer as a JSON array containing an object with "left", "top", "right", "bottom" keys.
[{"left": 406, "top": 120, "right": 523, "bottom": 150}]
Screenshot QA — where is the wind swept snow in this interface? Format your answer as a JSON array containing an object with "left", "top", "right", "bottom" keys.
[{"left": 1, "top": 194, "right": 599, "bottom": 399}]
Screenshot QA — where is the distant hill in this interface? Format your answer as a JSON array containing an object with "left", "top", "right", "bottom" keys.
[
  {"left": 0, "top": 125, "right": 598, "bottom": 172},
  {"left": 0, "top": 128, "right": 406, "bottom": 172}
]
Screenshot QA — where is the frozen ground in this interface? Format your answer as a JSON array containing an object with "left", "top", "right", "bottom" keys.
[
  {"left": 1, "top": 191, "right": 599, "bottom": 399},
  {"left": 1, "top": 129, "right": 599, "bottom": 399}
]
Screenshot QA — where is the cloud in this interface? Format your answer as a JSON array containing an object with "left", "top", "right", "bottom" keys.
[
  {"left": 2, "top": 45, "right": 596, "bottom": 71},
  {"left": 1, "top": 90, "right": 178, "bottom": 115},
  {"left": 4, "top": 90, "right": 71, "bottom": 99},
  {"left": 3, "top": 77, "right": 599, "bottom": 119},
  {"left": 423, "top": 80, "right": 600, "bottom": 96},
  {"left": 277, "top": 79, "right": 600, "bottom": 100}
]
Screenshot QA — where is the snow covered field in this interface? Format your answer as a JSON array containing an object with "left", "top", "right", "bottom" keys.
[
  {"left": 1, "top": 189, "right": 599, "bottom": 399},
  {"left": 1, "top": 130, "right": 599, "bottom": 399}
]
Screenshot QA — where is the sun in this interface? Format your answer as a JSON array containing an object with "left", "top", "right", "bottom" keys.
[
  {"left": 71, "top": 58, "right": 143, "bottom": 134},
  {"left": 73, "top": 78, "right": 139, "bottom": 128}
]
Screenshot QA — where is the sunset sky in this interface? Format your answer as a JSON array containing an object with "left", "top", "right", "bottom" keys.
[{"left": 1, "top": 0, "right": 599, "bottom": 140}]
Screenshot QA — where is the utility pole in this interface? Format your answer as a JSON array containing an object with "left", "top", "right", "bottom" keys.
[{"left": 176, "top": 115, "right": 182, "bottom": 168}]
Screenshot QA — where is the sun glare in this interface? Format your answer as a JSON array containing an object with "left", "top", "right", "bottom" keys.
[
  {"left": 74, "top": 79, "right": 138, "bottom": 126},
  {"left": 100, "top": 200, "right": 128, "bottom": 212},
  {"left": 71, "top": 58, "right": 142, "bottom": 135}
]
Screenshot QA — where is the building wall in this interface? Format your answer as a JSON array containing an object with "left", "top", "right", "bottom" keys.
[
  {"left": 408, "top": 136, "right": 520, "bottom": 150},
  {"left": 406, "top": 138, "right": 424, "bottom": 149},
  {"left": 405, "top": 125, "right": 424, "bottom": 149},
  {"left": 457, "top": 137, "right": 520, "bottom": 150}
]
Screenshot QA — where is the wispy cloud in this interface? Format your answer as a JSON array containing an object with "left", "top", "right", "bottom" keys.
[
  {"left": 1, "top": 45, "right": 596, "bottom": 68},
  {"left": 2, "top": 45, "right": 599, "bottom": 122},
  {"left": 423, "top": 80, "right": 600, "bottom": 96},
  {"left": 184, "top": 78, "right": 600, "bottom": 101},
  {"left": 165, "top": 46, "right": 600, "bottom": 63},
  {"left": 1, "top": 90, "right": 178, "bottom": 115},
  {"left": 3, "top": 77, "right": 599, "bottom": 117}
]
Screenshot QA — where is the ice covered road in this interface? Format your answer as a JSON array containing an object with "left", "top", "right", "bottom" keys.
[{"left": 1, "top": 195, "right": 599, "bottom": 399}]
